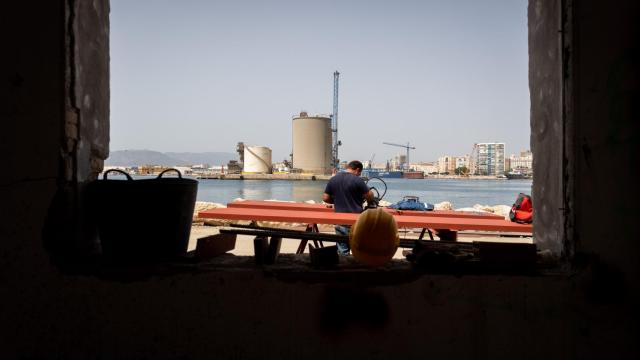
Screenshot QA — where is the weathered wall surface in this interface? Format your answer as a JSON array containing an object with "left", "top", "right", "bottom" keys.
[
  {"left": 71, "top": 0, "right": 111, "bottom": 181},
  {"left": 1, "top": 0, "right": 639, "bottom": 359},
  {"left": 528, "top": 0, "right": 564, "bottom": 255}
]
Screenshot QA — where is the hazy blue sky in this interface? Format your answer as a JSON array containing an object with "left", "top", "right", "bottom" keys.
[{"left": 111, "top": 0, "right": 529, "bottom": 163}]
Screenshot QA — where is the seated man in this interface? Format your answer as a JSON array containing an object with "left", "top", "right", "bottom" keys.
[{"left": 322, "top": 160, "right": 374, "bottom": 255}]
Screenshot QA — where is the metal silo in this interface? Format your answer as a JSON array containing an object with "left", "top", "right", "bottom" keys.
[
  {"left": 292, "top": 112, "right": 332, "bottom": 175},
  {"left": 243, "top": 146, "right": 272, "bottom": 174}
]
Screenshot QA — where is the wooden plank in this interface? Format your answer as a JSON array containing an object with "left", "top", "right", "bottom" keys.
[
  {"left": 200, "top": 207, "right": 356, "bottom": 224},
  {"left": 195, "top": 233, "right": 236, "bottom": 260},
  {"left": 198, "top": 208, "right": 532, "bottom": 233},
  {"left": 227, "top": 200, "right": 504, "bottom": 219}
]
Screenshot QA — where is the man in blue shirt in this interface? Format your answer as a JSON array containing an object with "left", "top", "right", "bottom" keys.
[{"left": 322, "top": 160, "right": 374, "bottom": 255}]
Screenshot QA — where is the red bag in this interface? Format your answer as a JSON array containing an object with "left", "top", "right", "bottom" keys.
[{"left": 509, "top": 193, "right": 533, "bottom": 224}]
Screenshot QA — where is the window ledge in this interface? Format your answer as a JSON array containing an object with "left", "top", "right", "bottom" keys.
[{"left": 61, "top": 253, "right": 564, "bottom": 284}]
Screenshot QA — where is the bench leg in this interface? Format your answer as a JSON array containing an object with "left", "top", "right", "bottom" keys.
[
  {"left": 265, "top": 237, "right": 282, "bottom": 265},
  {"left": 296, "top": 223, "right": 318, "bottom": 254},
  {"left": 313, "top": 224, "right": 323, "bottom": 247},
  {"left": 418, "top": 228, "right": 435, "bottom": 241},
  {"left": 254, "top": 236, "right": 269, "bottom": 264},
  {"left": 296, "top": 240, "right": 306, "bottom": 254}
]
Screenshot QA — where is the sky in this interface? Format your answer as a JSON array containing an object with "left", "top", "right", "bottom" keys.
[{"left": 110, "top": 0, "right": 530, "bottom": 163}]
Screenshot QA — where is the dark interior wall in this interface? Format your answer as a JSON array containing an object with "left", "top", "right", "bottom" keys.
[
  {"left": 1, "top": 0, "right": 639, "bottom": 359},
  {"left": 0, "top": 1, "right": 64, "bottom": 277},
  {"left": 571, "top": 0, "right": 640, "bottom": 292}
]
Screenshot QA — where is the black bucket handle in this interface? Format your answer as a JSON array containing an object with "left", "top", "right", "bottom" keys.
[
  {"left": 157, "top": 168, "right": 183, "bottom": 179},
  {"left": 103, "top": 169, "right": 133, "bottom": 180}
]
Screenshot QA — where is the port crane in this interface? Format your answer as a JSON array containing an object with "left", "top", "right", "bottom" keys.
[
  {"left": 383, "top": 142, "right": 416, "bottom": 171},
  {"left": 331, "top": 71, "right": 340, "bottom": 171}
]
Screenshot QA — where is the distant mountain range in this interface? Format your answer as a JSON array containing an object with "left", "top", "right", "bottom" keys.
[{"left": 105, "top": 150, "right": 237, "bottom": 167}]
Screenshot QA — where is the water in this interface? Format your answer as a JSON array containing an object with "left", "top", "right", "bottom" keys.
[{"left": 195, "top": 178, "right": 533, "bottom": 208}]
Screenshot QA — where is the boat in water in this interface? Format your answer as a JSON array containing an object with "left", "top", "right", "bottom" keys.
[
  {"left": 361, "top": 170, "right": 403, "bottom": 179},
  {"left": 505, "top": 171, "right": 532, "bottom": 180},
  {"left": 361, "top": 170, "right": 425, "bottom": 179},
  {"left": 402, "top": 171, "right": 425, "bottom": 179}
]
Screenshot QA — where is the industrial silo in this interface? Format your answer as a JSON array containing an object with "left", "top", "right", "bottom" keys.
[
  {"left": 243, "top": 146, "right": 272, "bottom": 174},
  {"left": 292, "top": 112, "right": 332, "bottom": 175}
]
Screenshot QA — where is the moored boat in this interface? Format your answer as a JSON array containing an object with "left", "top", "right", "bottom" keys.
[
  {"left": 402, "top": 171, "right": 425, "bottom": 179},
  {"left": 361, "top": 170, "right": 404, "bottom": 179},
  {"left": 505, "top": 171, "right": 532, "bottom": 180}
]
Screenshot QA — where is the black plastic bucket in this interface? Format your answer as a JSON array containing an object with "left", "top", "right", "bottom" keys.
[{"left": 89, "top": 169, "right": 198, "bottom": 262}]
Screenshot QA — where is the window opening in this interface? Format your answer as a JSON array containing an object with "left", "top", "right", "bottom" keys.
[{"left": 103, "top": 0, "right": 544, "bottom": 263}]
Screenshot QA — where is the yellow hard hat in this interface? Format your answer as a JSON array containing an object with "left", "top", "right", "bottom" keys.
[{"left": 349, "top": 208, "right": 400, "bottom": 266}]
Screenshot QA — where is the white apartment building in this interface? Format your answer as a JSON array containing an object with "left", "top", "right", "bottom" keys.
[
  {"left": 470, "top": 143, "right": 505, "bottom": 175},
  {"left": 413, "top": 162, "right": 438, "bottom": 174},
  {"left": 437, "top": 156, "right": 455, "bottom": 174},
  {"left": 438, "top": 155, "right": 470, "bottom": 174},
  {"left": 455, "top": 155, "right": 470, "bottom": 170},
  {"left": 509, "top": 150, "right": 533, "bottom": 173}
]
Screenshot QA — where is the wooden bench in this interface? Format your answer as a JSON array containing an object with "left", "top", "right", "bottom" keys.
[{"left": 198, "top": 205, "right": 532, "bottom": 254}]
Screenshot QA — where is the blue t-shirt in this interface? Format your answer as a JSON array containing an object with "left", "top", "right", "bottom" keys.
[{"left": 324, "top": 172, "right": 369, "bottom": 213}]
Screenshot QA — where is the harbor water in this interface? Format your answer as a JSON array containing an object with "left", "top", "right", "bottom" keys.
[{"left": 195, "top": 178, "right": 533, "bottom": 209}]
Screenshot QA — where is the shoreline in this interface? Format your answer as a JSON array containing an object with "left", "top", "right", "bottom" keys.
[
  {"left": 196, "top": 173, "right": 331, "bottom": 180},
  {"left": 193, "top": 174, "right": 531, "bottom": 181},
  {"left": 103, "top": 170, "right": 532, "bottom": 182}
]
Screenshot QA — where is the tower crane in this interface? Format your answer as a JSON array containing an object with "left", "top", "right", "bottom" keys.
[
  {"left": 383, "top": 142, "right": 416, "bottom": 171},
  {"left": 331, "top": 71, "right": 340, "bottom": 171}
]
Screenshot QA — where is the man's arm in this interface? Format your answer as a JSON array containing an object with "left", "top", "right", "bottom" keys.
[
  {"left": 359, "top": 178, "right": 374, "bottom": 203},
  {"left": 364, "top": 189, "right": 374, "bottom": 203},
  {"left": 323, "top": 179, "right": 334, "bottom": 204}
]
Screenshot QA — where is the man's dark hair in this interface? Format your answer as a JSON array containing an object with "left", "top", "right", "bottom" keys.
[{"left": 347, "top": 160, "right": 363, "bottom": 171}]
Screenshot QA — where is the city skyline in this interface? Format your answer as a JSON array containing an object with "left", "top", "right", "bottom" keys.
[{"left": 111, "top": 0, "right": 530, "bottom": 163}]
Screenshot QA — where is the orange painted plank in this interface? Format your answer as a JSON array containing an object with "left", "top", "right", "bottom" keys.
[
  {"left": 227, "top": 200, "right": 504, "bottom": 219},
  {"left": 200, "top": 207, "right": 357, "bottom": 225},
  {"left": 198, "top": 208, "right": 532, "bottom": 233}
]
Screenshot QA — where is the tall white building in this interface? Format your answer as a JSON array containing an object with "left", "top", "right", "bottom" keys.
[
  {"left": 470, "top": 143, "right": 505, "bottom": 175},
  {"left": 509, "top": 150, "right": 533, "bottom": 173}
]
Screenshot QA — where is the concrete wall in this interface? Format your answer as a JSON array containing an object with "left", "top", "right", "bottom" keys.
[
  {"left": 529, "top": 0, "right": 564, "bottom": 255},
  {"left": 1, "top": 1, "right": 638, "bottom": 358}
]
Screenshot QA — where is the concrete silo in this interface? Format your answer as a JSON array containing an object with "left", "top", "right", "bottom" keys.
[
  {"left": 292, "top": 112, "right": 332, "bottom": 175},
  {"left": 243, "top": 146, "right": 272, "bottom": 174}
]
